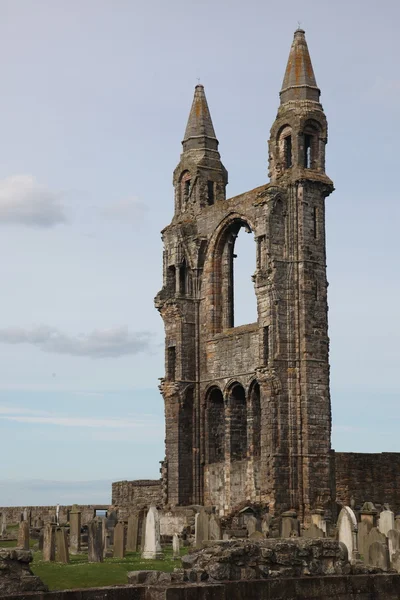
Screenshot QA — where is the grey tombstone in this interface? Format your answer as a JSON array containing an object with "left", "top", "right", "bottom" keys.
[
  {"left": 1, "top": 513, "right": 7, "bottom": 536},
  {"left": 88, "top": 519, "right": 103, "bottom": 563},
  {"left": 395, "top": 516, "right": 400, "bottom": 532},
  {"left": 55, "top": 527, "right": 69, "bottom": 564},
  {"left": 17, "top": 521, "right": 29, "bottom": 550},
  {"left": 379, "top": 509, "right": 395, "bottom": 537},
  {"left": 209, "top": 514, "right": 222, "bottom": 541},
  {"left": 392, "top": 550, "right": 400, "bottom": 573},
  {"left": 311, "top": 509, "right": 326, "bottom": 534},
  {"left": 365, "top": 526, "right": 387, "bottom": 561},
  {"left": 113, "top": 521, "right": 125, "bottom": 558},
  {"left": 69, "top": 507, "right": 81, "bottom": 555},
  {"left": 126, "top": 514, "right": 139, "bottom": 552},
  {"left": 246, "top": 515, "right": 258, "bottom": 537},
  {"left": 303, "top": 523, "right": 324, "bottom": 539},
  {"left": 23, "top": 509, "right": 28, "bottom": 522},
  {"left": 39, "top": 529, "right": 44, "bottom": 551},
  {"left": 142, "top": 506, "right": 164, "bottom": 560},
  {"left": 194, "top": 508, "right": 209, "bottom": 549},
  {"left": 337, "top": 506, "right": 358, "bottom": 562},
  {"left": 172, "top": 533, "right": 180, "bottom": 559},
  {"left": 388, "top": 529, "right": 400, "bottom": 562},
  {"left": 281, "top": 510, "right": 299, "bottom": 538},
  {"left": 43, "top": 524, "right": 56, "bottom": 562},
  {"left": 103, "top": 531, "right": 112, "bottom": 558},
  {"left": 368, "top": 541, "right": 389, "bottom": 570},
  {"left": 357, "top": 520, "right": 372, "bottom": 559}
]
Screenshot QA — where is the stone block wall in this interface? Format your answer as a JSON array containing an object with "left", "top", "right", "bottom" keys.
[
  {"left": 335, "top": 452, "right": 400, "bottom": 513},
  {"left": 0, "top": 505, "right": 106, "bottom": 526},
  {"left": 111, "top": 480, "right": 162, "bottom": 518}
]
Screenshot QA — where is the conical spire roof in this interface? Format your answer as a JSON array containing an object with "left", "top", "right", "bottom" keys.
[
  {"left": 183, "top": 84, "right": 218, "bottom": 151},
  {"left": 280, "top": 29, "right": 320, "bottom": 104}
]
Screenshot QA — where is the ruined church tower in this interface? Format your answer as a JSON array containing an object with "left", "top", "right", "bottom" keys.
[{"left": 155, "top": 29, "right": 334, "bottom": 522}]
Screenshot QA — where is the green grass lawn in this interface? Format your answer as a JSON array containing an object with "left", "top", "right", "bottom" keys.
[{"left": 31, "top": 547, "right": 188, "bottom": 591}]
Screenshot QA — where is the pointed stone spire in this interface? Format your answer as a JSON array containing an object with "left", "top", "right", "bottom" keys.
[
  {"left": 280, "top": 29, "right": 320, "bottom": 104},
  {"left": 183, "top": 84, "right": 218, "bottom": 152}
]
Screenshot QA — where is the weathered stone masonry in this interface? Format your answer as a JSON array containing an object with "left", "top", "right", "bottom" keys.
[{"left": 155, "top": 29, "right": 334, "bottom": 521}]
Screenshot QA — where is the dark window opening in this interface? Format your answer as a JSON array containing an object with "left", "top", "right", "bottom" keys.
[
  {"left": 184, "top": 180, "right": 190, "bottom": 202},
  {"left": 208, "top": 388, "right": 225, "bottom": 463},
  {"left": 167, "top": 266, "right": 176, "bottom": 294},
  {"left": 313, "top": 206, "right": 318, "bottom": 239},
  {"left": 249, "top": 382, "right": 261, "bottom": 458},
  {"left": 167, "top": 346, "right": 176, "bottom": 380},
  {"left": 263, "top": 326, "right": 269, "bottom": 365},
  {"left": 284, "top": 135, "right": 292, "bottom": 168},
  {"left": 229, "top": 385, "right": 247, "bottom": 461},
  {"left": 304, "top": 134, "right": 312, "bottom": 168},
  {"left": 179, "top": 389, "right": 193, "bottom": 504},
  {"left": 207, "top": 181, "right": 214, "bottom": 205},
  {"left": 179, "top": 260, "right": 187, "bottom": 295}
]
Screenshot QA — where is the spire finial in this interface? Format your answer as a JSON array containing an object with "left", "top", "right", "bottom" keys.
[{"left": 182, "top": 84, "right": 218, "bottom": 152}]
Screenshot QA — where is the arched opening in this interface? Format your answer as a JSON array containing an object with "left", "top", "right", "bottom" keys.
[
  {"left": 206, "top": 387, "right": 225, "bottom": 464},
  {"left": 248, "top": 381, "right": 261, "bottom": 458},
  {"left": 301, "top": 121, "right": 320, "bottom": 169},
  {"left": 180, "top": 171, "right": 191, "bottom": 208},
  {"left": 212, "top": 218, "right": 257, "bottom": 332},
  {"left": 277, "top": 125, "right": 292, "bottom": 170},
  {"left": 179, "top": 388, "right": 194, "bottom": 504},
  {"left": 228, "top": 383, "right": 247, "bottom": 461},
  {"left": 179, "top": 259, "right": 187, "bottom": 296}
]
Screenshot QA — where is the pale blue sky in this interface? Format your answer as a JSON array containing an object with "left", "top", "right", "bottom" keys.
[{"left": 0, "top": 0, "right": 399, "bottom": 505}]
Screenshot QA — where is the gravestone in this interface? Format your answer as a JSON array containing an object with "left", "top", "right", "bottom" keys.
[
  {"left": 113, "top": 521, "right": 125, "bottom": 558},
  {"left": 126, "top": 514, "right": 139, "bottom": 552},
  {"left": 368, "top": 541, "right": 389, "bottom": 570},
  {"left": 360, "top": 502, "right": 377, "bottom": 527},
  {"left": 281, "top": 510, "right": 299, "bottom": 538},
  {"left": 337, "top": 506, "right": 358, "bottom": 562},
  {"left": 388, "top": 529, "right": 400, "bottom": 561},
  {"left": 103, "top": 531, "right": 112, "bottom": 558},
  {"left": 249, "top": 531, "right": 264, "bottom": 540},
  {"left": 303, "top": 523, "right": 324, "bottom": 538},
  {"left": 69, "top": 507, "right": 81, "bottom": 555},
  {"left": 392, "top": 550, "right": 400, "bottom": 573},
  {"left": 88, "top": 519, "right": 103, "bottom": 563},
  {"left": 357, "top": 520, "right": 372, "bottom": 559},
  {"left": 209, "top": 514, "right": 222, "bottom": 541},
  {"left": 246, "top": 515, "right": 258, "bottom": 537},
  {"left": 17, "top": 521, "right": 29, "bottom": 550},
  {"left": 23, "top": 509, "right": 28, "bottom": 523},
  {"left": 172, "top": 533, "right": 180, "bottom": 559},
  {"left": 195, "top": 508, "right": 209, "bottom": 549},
  {"left": 1, "top": 513, "right": 7, "bottom": 536},
  {"left": 106, "top": 511, "right": 118, "bottom": 544},
  {"left": 379, "top": 509, "right": 395, "bottom": 536},
  {"left": 311, "top": 509, "right": 326, "bottom": 534},
  {"left": 55, "top": 528, "right": 69, "bottom": 563},
  {"left": 142, "top": 506, "right": 163, "bottom": 560},
  {"left": 43, "top": 524, "right": 56, "bottom": 562},
  {"left": 38, "top": 529, "right": 44, "bottom": 551},
  {"left": 395, "top": 516, "right": 400, "bottom": 532}
]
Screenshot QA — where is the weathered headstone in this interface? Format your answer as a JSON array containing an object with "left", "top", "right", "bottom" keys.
[
  {"left": 303, "top": 523, "right": 324, "bottom": 539},
  {"left": 357, "top": 520, "right": 372, "bottom": 559},
  {"left": 113, "top": 521, "right": 125, "bottom": 558},
  {"left": 368, "top": 541, "right": 389, "bottom": 570},
  {"left": 69, "top": 507, "right": 81, "bottom": 555},
  {"left": 194, "top": 508, "right": 209, "bottom": 548},
  {"left": 379, "top": 509, "right": 395, "bottom": 537},
  {"left": 311, "top": 509, "right": 326, "bottom": 534},
  {"left": 88, "top": 519, "right": 103, "bottom": 563},
  {"left": 395, "top": 516, "right": 400, "bottom": 532},
  {"left": 172, "top": 533, "right": 180, "bottom": 559},
  {"left": 103, "top": 531, "right": 112, "bottom": 558},
  {"left": 43, "top": 524, "right": 56, "bottom": 562},
  {"left": 142, "top": 506, "right": 163, "bottom": 560},
  {"left": 360, "top": 502, "right": 377, "bottom": 527},
  {"left": 55, "top": 528, "right": 69, "bottom": 563},
  {"left": 281, "top": 510, "right": 299, "bottom": 538},
  {"left": 246, "top": 515, "right": 258, "bottom": 537},
  {"left": 126, "top": 514, "right": 139, "bottom": 552},
  {"left": 209, "top": 514, "right": 222, "bottom": 541},
  {"left": 392, "top": 550, "right": 400, "bottom": 572},
  {"left": 388, "top": 529, "right": 400, "bottom": 561},
  {"left": 23, "top": 509, "right": 28, "bottom": 523},
  {"left": 38, "top": 529, "right": 44, "bottom": 551},
  {"left": 337, "top": 506, "right": 358, "bottom": 562},
  {"left": 1, "top": 513, "right": 7, "bottom": 536},
  {"left": 17, "top": 521, "right": 29, "bottom": 550}
]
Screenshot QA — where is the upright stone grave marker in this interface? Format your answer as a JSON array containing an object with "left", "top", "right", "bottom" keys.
[
  {"left": 55, "top": 528, "right": 69, "bottom": 564},
  {"left": 17, "top": 521, "right": 29, "bottom": 550},
  {"left": 281, "top": 511, "right": 299, "bottom": 538},
  {"left": 113, "top": 521, "right": 125, "bottom": 558},
  {"left": 142, "top": 506, "right": 163, "bottom": 560},
  {"left": 1, "top": 513, "right": 7, "bottom": 536},
  {"left": 388, "top": 529, "right": 400, "bottom": 562},
  {"left": 126, "top": 514, "right": 139, "bottom": 552},
  {"left": 69, "top": 506, "right": 81, "bottom": 555},
  {"left": 246, "top": 515, "right": 258, "bottom": 537},
  {"left": 357, "top": 520, "right": 372, "bottom": 559},
  {"left": 43, "top": 524, "right": 56, "bottom": 562},
  {"left": 209, "top": 514, "right": 222, "bottom": 540},
  {"left": 337, "top": 506, "right": 358, "bottom": 563},
  {"left": 368, "top": 541, "right": 389, "bottom": 570},
  {"left": 379, "top": 509, "right": 395, "bottom": 537},
  {"left": 172, "top": 533, "right": 180, "bottom": 559},
  {"left": 195, "top": 508, "right": 209, "bottom": 549},
  {"left": 395, "top": 516, "right": 400, "bottom": 533},
  {"left": 88, "top": 519, "right": 103, "bottom": 563}
]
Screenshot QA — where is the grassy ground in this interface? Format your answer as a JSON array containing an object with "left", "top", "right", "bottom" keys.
[{"left": 31, "top": 547, "right": 188, "bottom": 591}]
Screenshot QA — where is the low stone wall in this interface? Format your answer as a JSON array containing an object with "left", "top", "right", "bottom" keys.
[
  {"left": 111, "top": 480, "right": 162, "bottom": 518},
  {"left": 2, "top": 575, "right": 400, "bottom": 600},
  {"left": 0, "top": 505, "right": 108, "bottom": 526},
  {"left": 335, "top": 452, "right": 400, "bottom": 513}
]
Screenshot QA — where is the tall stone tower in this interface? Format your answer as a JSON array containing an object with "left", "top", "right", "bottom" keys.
[{"left": 155, "top": 29, "right": 334, "bottom": 522}]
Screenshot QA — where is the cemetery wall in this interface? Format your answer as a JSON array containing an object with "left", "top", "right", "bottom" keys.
[
  {"left": 335, "top": 452, "right": 400, "bottom": 513},
  {"left": 2, "top": 575, "right": 400, "bottom": 600},
  {"left": 111, "top": 479, "right": 162, "bottom": 517},
  {"left": 0, "top": 505, "right": 104, "bottom": 526}
]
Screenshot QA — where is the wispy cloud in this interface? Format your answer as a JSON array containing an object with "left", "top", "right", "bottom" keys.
[
  {"left": 0, "top": 325, "right": 153, "bottom": 358},
  {"left": 102, "top": 196, "right": 147, "bottom": 225},
  {"left": 0, "top": 175, "right": 66, "bottom": 227}
]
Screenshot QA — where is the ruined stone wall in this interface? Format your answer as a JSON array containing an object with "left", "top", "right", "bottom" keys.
[
  {"left": 0, "top": 505, "right": 103, "bottom": 526},
  {"left": 111, "top": 480, "right": 162, "bottom": 518},
  {"left": 335, "top": 452, "right": 400, "bottom": 513}
]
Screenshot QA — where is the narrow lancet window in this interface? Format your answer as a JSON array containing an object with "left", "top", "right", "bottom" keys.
[
  {"left": 263, "top": 326, "right": 269, "bottom": 365},
  {"left": 284, "top": 135, "right": 292, "bottom": 168},
  {"left": 167, "top": 346, "right": 176, "bottom": 380},
  {"left": 304, "top": 134, "right": 312, "bottom": 168}
]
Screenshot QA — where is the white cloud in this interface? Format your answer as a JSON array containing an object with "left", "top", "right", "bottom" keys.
[
  {"left": 0, "top": 175, "right": 66, "bottom": 227},
  {"left": 102, "top": 196, "right": 147, "bottom": 224},
  {"left": 0, "top": 325, "right": 152, "bottom": 358}
]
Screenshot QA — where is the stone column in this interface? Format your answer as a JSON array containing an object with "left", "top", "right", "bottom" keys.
[
  {"left": 43, "top": 524, "right": 56, "bottom": 562},
  {"left": 69, "top": 506, "right": 81, "bottom": 555},
  {"left": 17, "top": 521, "right": 29, "bottom": 550}
]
